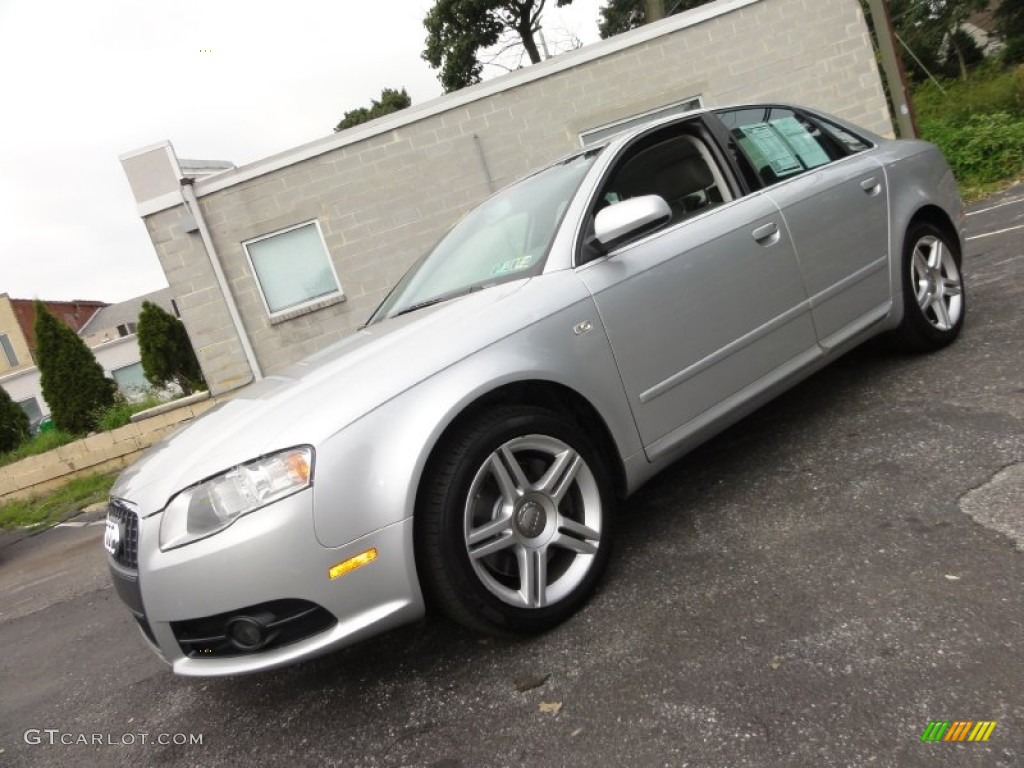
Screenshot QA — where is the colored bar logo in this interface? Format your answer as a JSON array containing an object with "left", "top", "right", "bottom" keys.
[{"left": 921, "top": 721, "right": 997, "bottom": 742}]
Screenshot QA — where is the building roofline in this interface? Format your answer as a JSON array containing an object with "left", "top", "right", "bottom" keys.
[
  {"left": 131, "top": 0, "right": 761, "bottom": 216},
  {"left": 89, "top": 334, "right": 139, "bottom": 352},
  {"left": 76, "top": 306, "right": 108, "bottom": 336},
  {"left": 76, "top": 307, "right": 104, "bottom": 333},
  {"left": 6, "top": 298, "right": 108, "bottom": 306}
]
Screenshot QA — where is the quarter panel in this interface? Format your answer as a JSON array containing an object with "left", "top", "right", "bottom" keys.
[
  {"left": 877, "top": 142, "right": 966, "bottom": 308},
  {"left": 311, "top": 272, "right": 642, "bottom": 548}
]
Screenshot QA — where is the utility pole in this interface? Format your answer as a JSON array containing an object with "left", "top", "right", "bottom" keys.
[
  {"left": 645, "top": 0, "right": 666, "bottom": 23},
  {"left": 865, "top": 0, "right": 918, "bottom": 138}
]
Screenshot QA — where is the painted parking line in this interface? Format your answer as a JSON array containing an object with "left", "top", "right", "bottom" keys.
[
  {"left": 966, "top": 223, "right": 1024, "bottom": 241},
  {"left": 53, "top": 520, "right": 106, "bottom": 529},
  {"left": 967, "top": 196, "right": 1024, "bottom": 216}
]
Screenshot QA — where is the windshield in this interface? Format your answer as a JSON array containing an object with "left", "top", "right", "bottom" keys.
[{"left": 369, "top": 152, "right": 597, "bottom": 323}]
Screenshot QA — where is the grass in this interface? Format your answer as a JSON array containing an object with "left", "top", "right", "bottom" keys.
[
  {"left": 913, "top": 63, "right": 1024, "bottom": 124},
  {"left": 95, "top": 393, "right": 165, "bottom": 431},
  {"left": 0, "top": 471, "right": 117, "bottom": 529},
  {"left": 959, "top": 172, "right": 1024, "bottom": 203},
  {"left": 0, "top": 429, "right": 78, "bottom": 468},
  {"left": 0, "top": 393, "right": 170, "bottom": 467}
]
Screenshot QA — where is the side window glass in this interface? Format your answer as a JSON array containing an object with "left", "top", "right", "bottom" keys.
[
  {"left": 816, "top": 117, "right": 873, "bottom": 154},
  {"left": 598, "top": 127, "right": 733, "bottom": 227},
  {"left": 717, "top": 107, "right": 838, "bottom": 186}
]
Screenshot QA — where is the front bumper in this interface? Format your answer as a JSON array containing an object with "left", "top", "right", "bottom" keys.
[{"left": 107, "top": 489, "right": 424, "bottom": 677}]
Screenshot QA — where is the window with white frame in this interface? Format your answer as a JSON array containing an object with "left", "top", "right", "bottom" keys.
[
  {"left": 579, "top": 96, "right": 703, "bottom": 147},
  {"left": 243, "top": 221, "right": 343, "bottom": 317},
  {"left": 17, "top": 396, "right": 42, "bottom": 428},
  {"left": 0, "top": 333, "right": 18, "bottom": 367},
  {"left": 111, "top": 362, "right": 149, "bottom": 398}
]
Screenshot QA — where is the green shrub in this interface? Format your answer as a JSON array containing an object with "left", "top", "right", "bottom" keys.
[
  {"left": 914, "top": 64, "right": 1024, "bottom": 124},
  {"left": 137, "top": 301, "right": 206, "bottom": 396},
  {"left": 921, "top": 112, "right": 1024, "bottom": 185},
  {"left": 34, "top": 301, "right": 116, "bottom": 434},
  {"left": 0, "top": 387, "right": 30, "bottom": 453}
]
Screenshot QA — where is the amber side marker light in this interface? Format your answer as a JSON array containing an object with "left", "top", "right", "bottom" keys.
[{"left": 329, "top": 548, "right": 378, "bottom": 580}]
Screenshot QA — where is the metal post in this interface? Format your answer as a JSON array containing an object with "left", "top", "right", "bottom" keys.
[{"left": 865, "top": 0, "right": 918, "bottom": 139}]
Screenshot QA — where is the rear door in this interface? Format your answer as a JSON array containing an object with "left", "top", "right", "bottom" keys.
[{"left": 714, "top": 107, "right": 891, "bottom": 349}]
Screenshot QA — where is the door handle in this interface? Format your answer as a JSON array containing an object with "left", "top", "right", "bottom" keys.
[
  {"left": 752, "top": 221, "right": 778, "bottom": 243},
  {"left": 860, "top": 177, "right": 881, "bottom": 194}
]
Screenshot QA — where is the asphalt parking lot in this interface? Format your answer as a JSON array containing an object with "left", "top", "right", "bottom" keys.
[{"left": 1, "top": 186, "right": 1022, "bottom": 768}]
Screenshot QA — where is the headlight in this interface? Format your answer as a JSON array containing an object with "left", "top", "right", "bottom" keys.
[{"left": 159, "top": 446, "right": 313, "bottom": 550}]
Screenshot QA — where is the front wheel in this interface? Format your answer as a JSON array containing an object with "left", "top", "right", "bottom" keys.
[
  {"left": 415, "top": 406, "right": 615, "bottom": 635},
  {"left": 892, "top": 222, "right": 966, "bottom": 351}
]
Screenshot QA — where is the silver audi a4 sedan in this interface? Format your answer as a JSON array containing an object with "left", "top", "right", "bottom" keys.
[{"left": 106, "top": 104, "right": 966, "bottom": 676}]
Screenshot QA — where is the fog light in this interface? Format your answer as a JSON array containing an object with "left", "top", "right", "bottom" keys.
[{"left": 226, "top": 614, "right": 272, "bottom": 651}]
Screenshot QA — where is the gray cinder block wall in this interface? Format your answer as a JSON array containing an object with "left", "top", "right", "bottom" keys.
[{"left": 133, "top": 0, "right": 890, "bottom": 394}]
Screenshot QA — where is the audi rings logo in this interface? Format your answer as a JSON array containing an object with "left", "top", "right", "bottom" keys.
[{"left": 103, "top": 519, "right": 122, "bottom": 556}]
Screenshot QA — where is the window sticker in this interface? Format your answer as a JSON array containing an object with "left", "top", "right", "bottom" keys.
[
  {"left": 491, "top": 254, "right": 534, "bottom": 276},
  {"left": 770, "top": 117, "right": 831, "bottom": 168},
  {"left": 738, "top": 124, "right": 802, "bottom": 176}
]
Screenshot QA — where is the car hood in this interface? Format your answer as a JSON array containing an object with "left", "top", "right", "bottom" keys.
[{"left": 112, "top": 280, "right": 535, "bottom": 513}]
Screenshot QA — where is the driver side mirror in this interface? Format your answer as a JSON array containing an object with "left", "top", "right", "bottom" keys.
[{"left": 592, "top": 194, "right": 672, "bottom": 253}]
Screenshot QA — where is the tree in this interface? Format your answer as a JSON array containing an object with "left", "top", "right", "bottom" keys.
[
  {"left": 598, "top": 0, "right": 714, "bottom": 39},
  {"left": 423, "top": 0, "right": 575, "bottom": 93},
  {"left": 889, "top": 0, "right": 987, "bottom": 80},
  {"left": 34, "top": 302, "right": 116, "bottom": 434},
  {"left": 335, "top": 88, "right": 412, "bottom": 132},
  {"left": 137, "top": 301, "right": 206, "bottom": 396},
  {"left": 995, "top": 0, "right": 1024, "bottom": 63},
  {"left": 0, "top": 387, "right": 30, "bottom": 453},
  {"left": 933, "top": 0, "right": 988, "bottom": 79}
]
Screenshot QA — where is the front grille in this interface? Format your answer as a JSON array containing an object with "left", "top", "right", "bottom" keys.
[
  {"left": 107, "top": 499, "right": 139, "bottom": 570},
  {"left": 171, "top": 599, "right": 337, "bottom": 658}
]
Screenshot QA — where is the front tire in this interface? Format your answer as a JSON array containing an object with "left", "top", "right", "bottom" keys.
[
  {"left": 893, "top": 221, "right": 966, "bottom": 351},
  {"left": 415, "top": 405, "right": 615, "bottom": 635}
]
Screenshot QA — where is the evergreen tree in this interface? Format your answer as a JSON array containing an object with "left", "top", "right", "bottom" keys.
[
  {"left": 137, "top": 301, "right": 206, "bottom": 396},
  {"left": 34, "top": 301, "right": 116, "bottom": 434},
  {"left": 0, "top": 386, "right": 30, "bottom": 453},
  {"left": 335, "top": 88, "right": 412, "bottom": 132}
]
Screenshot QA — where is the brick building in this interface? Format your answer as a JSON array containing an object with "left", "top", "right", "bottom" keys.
[{"left": 121, "top": 0, "right": 892, "bottom": 396}]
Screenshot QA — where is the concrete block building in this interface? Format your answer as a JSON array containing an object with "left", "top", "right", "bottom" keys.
[{"left": 121, "top": 0, "right": 892, "bottom": 396}]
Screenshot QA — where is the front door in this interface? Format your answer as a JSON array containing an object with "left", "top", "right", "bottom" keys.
[{"left": 576, "top": 119, "right": 819, "bottom": 460}]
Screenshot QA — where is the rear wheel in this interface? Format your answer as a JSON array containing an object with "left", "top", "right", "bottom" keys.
[
  {"left": 893, "top": 221, "right": 965, "bottom": 351},
  {"left": 415, "top": 406, "right": 614, "bottom": 635}
]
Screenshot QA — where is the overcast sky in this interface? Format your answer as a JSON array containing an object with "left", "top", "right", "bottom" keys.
[{"left": 0, "top": 0, "right": 603, "bottom": 304}]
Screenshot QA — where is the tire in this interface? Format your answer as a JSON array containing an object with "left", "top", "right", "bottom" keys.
[
  {"left": 892, "top": 221, "right": 966, "bottom": 352},
  {"left": 415, "top": 405, "right": 615, "bottom": 635}
]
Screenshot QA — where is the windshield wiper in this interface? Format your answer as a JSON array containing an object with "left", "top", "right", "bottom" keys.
[{"left": 391, "top": 285, "right": 482, "bottom": 319}]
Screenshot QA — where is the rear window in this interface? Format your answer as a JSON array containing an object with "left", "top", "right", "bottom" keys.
[{"left": 717, "top": 106, "right": 839, "bottom": 186}]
